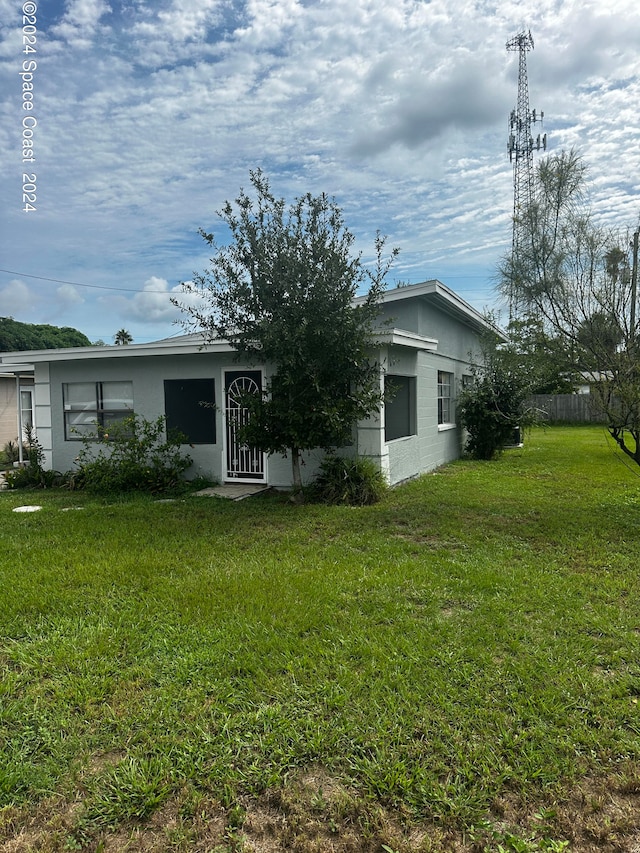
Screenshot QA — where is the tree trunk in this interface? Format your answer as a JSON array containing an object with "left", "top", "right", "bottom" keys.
[{"left": 290, "top": 447, "right": 304, "bottom": 504}]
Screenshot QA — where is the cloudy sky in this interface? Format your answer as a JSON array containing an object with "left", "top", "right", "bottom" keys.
[{"left": 1, "top": 0, "right": 639, "bottom": 344}]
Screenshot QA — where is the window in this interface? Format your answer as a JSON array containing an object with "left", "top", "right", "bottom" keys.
[
  {"left": 164, "top": 379, "right": 216, "bottom": 444},
  {"left": 437, "top": 371, "right": 454, "bottom": 425},
  {"left": 20, "top": 389, "right": 34, "bottom": 438},
  {"left": 384, "top": 374, "right": 416, "bottom": 441},
  {"left": 63, "top": 381, "right": 133, "bottom": 439}
]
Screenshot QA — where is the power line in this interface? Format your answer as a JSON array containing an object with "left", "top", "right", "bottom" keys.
[
  {"left": 2, "top": 266, "right": 497, "bottom": 297},
  {"left": 0, "top": 268, "right": 176, "bottom": 294}
]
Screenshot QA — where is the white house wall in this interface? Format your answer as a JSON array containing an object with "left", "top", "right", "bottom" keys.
[
  {"left": 46, "top": 353, "right": 322, "bottom": 488},
  {"left": 364, "top": 292, "right": 484, "bottom": 486},
  {"left": 377, "top": 349, "right": 463, "bottom": 486},
  {"left": 34, "top": 364, "right": 52, "bottom": 469},
  {"left": 379, "top": 299, "right": 482, "bottom": 363}
]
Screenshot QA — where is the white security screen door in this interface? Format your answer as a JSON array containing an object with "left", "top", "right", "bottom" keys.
[{"left": 224, "top": 370, "right": 265, "bottom": 482}]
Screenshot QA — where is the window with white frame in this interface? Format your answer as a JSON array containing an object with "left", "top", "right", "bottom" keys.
[
  {"left": 63, "top": 381, "right": 133, "bottom": 439},
  {"left": 437, "top": 371, "right": 454, "bottom": 425},
  {"left": 20, "top": 388, "right": 34, "bottom": 438}
]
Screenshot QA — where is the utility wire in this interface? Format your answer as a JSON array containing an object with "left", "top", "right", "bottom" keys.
[
  {"left": 0, "top": 268, "right": 177, "bottom": 294},
  {"left": 1, "top": 267, "right": 496, "bottom": 296}
]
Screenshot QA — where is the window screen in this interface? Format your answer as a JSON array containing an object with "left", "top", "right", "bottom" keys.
[
  {"left": 384, "top": 374, "right": 416, "bottom": 442},
  {"left": 164, "top": 378, "right": 216, "bottom": 444}
]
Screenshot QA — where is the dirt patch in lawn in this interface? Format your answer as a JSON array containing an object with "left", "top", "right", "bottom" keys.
[{"left": 2, "top": 765, "right": 640, "bottom": 852}]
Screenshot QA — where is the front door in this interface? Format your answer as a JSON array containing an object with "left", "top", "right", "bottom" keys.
[{"left": 224, "top": 370, "right": 266, "bottom": 482}]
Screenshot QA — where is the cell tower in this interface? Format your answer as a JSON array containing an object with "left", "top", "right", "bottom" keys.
[{"left": 506, "top": 30, "right": 546, "bottom": 315}]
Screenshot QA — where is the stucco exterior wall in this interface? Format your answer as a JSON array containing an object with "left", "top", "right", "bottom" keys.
[
  {"left": 379, "top": 349, "right": 466, "bottom": 486},
  {"left": 359, "top": 292, "right": 482, "bottom": 486},
  {"left": 45, "top": 352, "right": 322, "bottom": 488}
]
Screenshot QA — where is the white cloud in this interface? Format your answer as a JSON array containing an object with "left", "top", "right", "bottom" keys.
[
  {"left": 133, "top": 0, "right": 223, "bottom": 41},
  {"left": 119, "top": 276, "right": 186, "bottom": 324},
  {"left": 56, "top": 284, "right": 85, "bottom": 307},
  {"left": 0, "top": 281, "right": 34, "bottom": 317},
  {"left": 50, "top": 0, "right": 113, "bottom": 48}
]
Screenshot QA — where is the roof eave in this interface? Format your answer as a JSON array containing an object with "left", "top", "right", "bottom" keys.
[
  {"left": 0, "top": 334, "right": 234, "bottom": 364},
  {"left": 356, "top": 280, "right": 506, "bottom": 340}
]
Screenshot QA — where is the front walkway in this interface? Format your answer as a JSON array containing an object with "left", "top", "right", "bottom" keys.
[{"left": 194, "top": 483, "right": 270, "bottom": 501}]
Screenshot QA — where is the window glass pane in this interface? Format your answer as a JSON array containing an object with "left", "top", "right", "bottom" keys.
[
  {"left": 63, "top": 381, "right": 134, "bottom": 440},
  {"left": 437, "top": 371, "right": 453, "bottom": 424},
  {"left": 20, "top": 390, "right": 33, "bottom": 429},
  {"left": 102, "top": 381, "right": 133, "bottom": 411},
  {"left": 65, "top": 412, "right": 99, "bottom": 439},
  {"left": 66, "top": 410, "right": 98, "bottom": 428},
  {"left": 64, "top": 382, "right": 97, "bottom": 410},
  {"left": 102, "top": 411, "right": 132, "bottom": 430}
]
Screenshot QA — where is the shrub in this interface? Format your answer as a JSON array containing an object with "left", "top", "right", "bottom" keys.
[
  {"left": 3, "top": 427, "right": 62, "bottom": 489},
  {"left": 458, "top": 364, "right": 541, "bottom": 460},
  {"left": 2, "top": 439, "right": 28, "bottom": 466},
  {"left": 70, "top": 415, "right": 192, "bottom": 494},
  {"left": 309, "top": 455, "right": 387, "bottom": 506}
]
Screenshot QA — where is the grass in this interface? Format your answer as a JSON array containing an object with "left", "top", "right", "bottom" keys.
[{"left": 1, "top": 425, "right": 639, "bottom": 851}]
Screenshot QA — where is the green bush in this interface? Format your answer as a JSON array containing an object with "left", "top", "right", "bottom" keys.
[
  {"left": 2, "top": 439, "right": 28, "bottom": 466},
  {"left": 70, "top": 415, "right": 192, "bottom": 494},
  {"left": 458, "top": 360, "right": 542, "bottom": 460},
  {"left": 309, "top": 455, "right": 387, "bottom": 506},
  {"left": 3, "top": 427, "right": 62, "bottom": 489}
]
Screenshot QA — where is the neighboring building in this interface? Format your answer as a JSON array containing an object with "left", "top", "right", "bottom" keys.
[
  {"left": 0, "top": 370, "right": 35, "bottom": 453},
  {"left": 575, "top": 370, "right": 614, "bottom": 395},
  {"left": 0, "top": 281, "right": 499, "bottom": 487}
]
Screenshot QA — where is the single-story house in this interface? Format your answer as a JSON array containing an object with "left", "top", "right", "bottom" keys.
[{"left": 0, "top": 281, "right": 498, "bottom": 487}]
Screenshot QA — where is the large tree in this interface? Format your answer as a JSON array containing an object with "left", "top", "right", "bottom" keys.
[
  {"left": 501, "top": 316, "right": 576, "bottom": 395},
  {"left": 499, "top": 149, "right": 640, "bottom": 465},
  {"left": 0, "top": 317, "right": 91, "bottom": 351},
  {"left": 174, "top": 170, "right": 397, "bottom": 498}
]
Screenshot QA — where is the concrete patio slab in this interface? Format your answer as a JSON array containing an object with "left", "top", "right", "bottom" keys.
[{"left": 194, "top": 483, "right": 270, "bottom": 501}]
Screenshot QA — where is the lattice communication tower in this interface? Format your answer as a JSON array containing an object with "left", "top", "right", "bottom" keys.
[{"left": 506, "top": 30, "right": 546, "bottom": 315}]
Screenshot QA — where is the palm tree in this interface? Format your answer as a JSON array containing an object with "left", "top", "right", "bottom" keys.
[{"left": 114, "top": 329, "right": 133, "bottom": 345}]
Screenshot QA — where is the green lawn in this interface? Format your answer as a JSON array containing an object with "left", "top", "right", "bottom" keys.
[{"left": 1, "top": 426, "right": 639, "bottom": 852}]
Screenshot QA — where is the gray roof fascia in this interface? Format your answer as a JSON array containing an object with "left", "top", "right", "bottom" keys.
[
  {"left": 0, "top": 334, "right": 233, "bottom": 365},
  {"left": 0, "top": 364, "right": 35, "bottom": 376}
]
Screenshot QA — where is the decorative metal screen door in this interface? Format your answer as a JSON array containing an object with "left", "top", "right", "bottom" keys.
[{"left": 224, "top": 370, "right": 265, "bottom": 481}]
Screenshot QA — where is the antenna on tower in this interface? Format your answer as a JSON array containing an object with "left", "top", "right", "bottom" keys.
[{"left": 506, "top": 30, "right": 546, "bottom": 317}]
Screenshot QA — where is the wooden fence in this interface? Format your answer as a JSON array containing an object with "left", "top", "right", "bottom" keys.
[{"left": 529, "top": 394, "right": 608, "bottom": 424}]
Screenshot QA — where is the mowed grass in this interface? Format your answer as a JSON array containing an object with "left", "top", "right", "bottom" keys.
[{"left": 1, "top": 426, "right": 640, "bottom": 851}]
